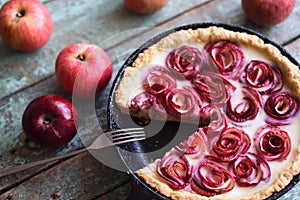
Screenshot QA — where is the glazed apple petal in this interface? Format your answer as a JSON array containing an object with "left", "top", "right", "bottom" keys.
[
  {"left": 175, "top": 128, "right": 208, "bottom": 159},
  {"left": 192, "top": 74, "right": 211, "bottom": 101},
  {"left": 191, "top": 159, "right": 235, "bottom": 196},
  {"left": 226, "top": 87, "right": 261, "bottom": 122},
  {"left": 157, "top": 152, "right": 193, "bottom": 190},
  {"left": 264, "top": 92, "right": 299, "bottom": 125},
  {"left": 200, "top": 105, "right": 228, "bottom": 137},
  {"left": 166, "top": 45, "right": 204, "bottom": 79},
  {"left": 208, "top": 127, "right": 251, "bottom": 162},
  {"left": 228, "top": 152, "right": 271, "bottom": 187},
  {"left": 205, "top": 40, "right": 245, "bottom": 80},
  {"left": 254, "top": 125, "right": 291, "bottom": 161},
  {"left": 192, "top": 72, "right": 236, "bottom": 106},
  {"left": 143, "top": 65, "right": 176, "bottom": 96},
  {"left": 242, "top": 60, "right": 283, "bottom": 94},
  {"left": 129, "top": 92, "right": 165, "bottom": 117},
  {"left": 163, "top": 86, "right": 202, "bottom": 117}
]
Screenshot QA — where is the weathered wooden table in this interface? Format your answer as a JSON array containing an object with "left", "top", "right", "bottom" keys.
[{"left": 1, "top": 0, "right": 300, "bottom": 199}]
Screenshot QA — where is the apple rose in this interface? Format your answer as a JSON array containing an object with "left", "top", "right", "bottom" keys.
[
  {"left": 254, "top": 125, "right": 291, "bottom": 161},
  {"left": 143, "top": 65, "right": 176, "bottom": 96},
  {"left": 208, "top": 127, "right": 251, "bottom": 162},
  {"left": 192, "top": 72, "right": 236, "bottom": 106},
  {"left": 192, "top": 74, "right": 210, "bottom": 102},
  {"left": 191, "top": 159, "right": 235, "bottom": 197},
  {"left": 205, "top": 40, "right": 245, "bottom": 80},
  {"left": 199, "top": 105, "right": 228, "bottom": 137},
  {"left": 166, "top": 45, "right": 204, "bottom": 79},
  {"left": 163, "top": 86, "right": 202, "bottom": 117},
  {"left": 264, "top": 92, "right": 299, "bottom": 125},
  {"left": 226, "top": 87, "right": 262, "bottom": 122},
  {"left": 157, "top": 152, "right": 193, "bottom": 189},
  {"left": 175, "top": 128, "right": 208, "bottom": 159},
  {"left": 228, "top": 152, "right": 271, "bottom": 187},
  {"left": 129, "top": 92, "right": 165, "bottom": 118},
  {"left": 242, "top": 60, "right": 283, "bottom": 94}
]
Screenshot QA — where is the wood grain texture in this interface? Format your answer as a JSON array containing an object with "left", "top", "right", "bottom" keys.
[
  {"left": 0, "top": 0, "right": 300, "bottom": 199},
  {"left": 1, "top": 152, "right": 129, "bottom": 200},
  {"left": 94, "top": 182, "right": 131, "bottom": 200},
  {"left": 285, "top": 37, "right": 300, "bottom": 62},
  {"left": 157, "top": 0, "right": 300, "bottom": 45}
]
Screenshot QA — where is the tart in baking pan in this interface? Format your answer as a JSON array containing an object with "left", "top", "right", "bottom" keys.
[{"left": 115, "top": 25, "right": 300, "bottom": 199}]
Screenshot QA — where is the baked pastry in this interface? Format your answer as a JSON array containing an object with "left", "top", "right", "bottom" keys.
[{"left": 115, "top": 26, "right": 300, "bottom": 199}]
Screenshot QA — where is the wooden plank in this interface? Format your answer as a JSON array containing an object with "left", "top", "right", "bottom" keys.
[
  {"left": 156, "top": 0, "right": 300, "bottom": 45},
  {"left": 0, "top": 152, "right": 129, "bottom": 200},
  {"left": 0, "top": 0, "right": 48, "bottom": 4},
  {"left": 279, "top": 181, "right": 300, "bottom": 200},
  {"left": 0, "top": 0, "right": 300, "bottom": 198},
  {"left": 93, "top": 182, "right": 131, "bottom": 200},
  {"left": 285, "top": 37, "right": 300, "bottom": 63},
  {"left": 0, "top": 0, "right": 210, "bottom": 99}
]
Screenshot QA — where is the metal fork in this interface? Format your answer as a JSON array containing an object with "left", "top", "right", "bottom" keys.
[{"left": 0, "top": 127, "right": 145, "bottom": 179}]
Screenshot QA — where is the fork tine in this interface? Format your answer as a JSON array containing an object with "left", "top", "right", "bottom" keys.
[
  {"left": 108, "top": 128, "right": 145, "bottom": 145},
  {"left": 104, "top": 127, "right": 146, "bottom": 145},
  {"left": 87, "top": 128, "right": 145, "bottom": 150},
  {"left": 108, "top": 131, "right": 145, "bottom": 139},
  {"left": 112, "top": 136, "right": 146, "bottom": 145},
  {"left": 111, "top": 132, "right": 145, "bottom": 141},
  {"left": 106, "top": 127, "right": 144, "bottom": 135}
]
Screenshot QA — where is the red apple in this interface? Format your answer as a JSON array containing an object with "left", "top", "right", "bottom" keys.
[
  {"left": 55, "top": 43, "right": 113, "bottom": 99},
  {"left": 242, "top": 0, "right": 296, "bottom": 26},
  {"left": 124, "top": 0, "right": 168, "bottom": 14},
  {"left": 22, "top": 94, "right": 78, "bottom": 148},
  {"left": 0, "top": 0, "right": 52, "bottom": 51}
]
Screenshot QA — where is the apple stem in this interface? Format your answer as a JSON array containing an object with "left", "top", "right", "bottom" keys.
[
  {"left": 43, "top": 119, "right": 51, "bottom": 125},
  {"left": 76, "top": 54, "right": 86, "bottom": 61},
  {"left": 16, "top": 9, "right": 26, "bottom": 18}
]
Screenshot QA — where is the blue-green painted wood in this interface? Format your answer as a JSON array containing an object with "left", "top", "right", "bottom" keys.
[{"left": 0, "top": 0, "right": 300, "bottom": 199}]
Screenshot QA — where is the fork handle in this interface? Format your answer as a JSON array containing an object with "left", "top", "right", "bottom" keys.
[{"left": 0, "top": 148, "right": 87, "bottom": 179}]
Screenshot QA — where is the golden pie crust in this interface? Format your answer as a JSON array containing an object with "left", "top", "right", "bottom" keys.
[{"left": 115, "top": 26, "right": 300, "bottom": 199}]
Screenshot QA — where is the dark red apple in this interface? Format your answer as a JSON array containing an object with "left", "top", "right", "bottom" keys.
[
  {"left": 0, "top": 0, "right": 53, "bottom": 51},
  {"left": 55, "top": 43, "right": 113, "bottom": 99},
  {"left": 242, "top": 0, "right": 296, "bottom": 26},
  {"left": 124, "top": 0, "right": 168, "bottom": 14},
  {"left": 22, "top": 94, "right": 78, "bottom": 148}
]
